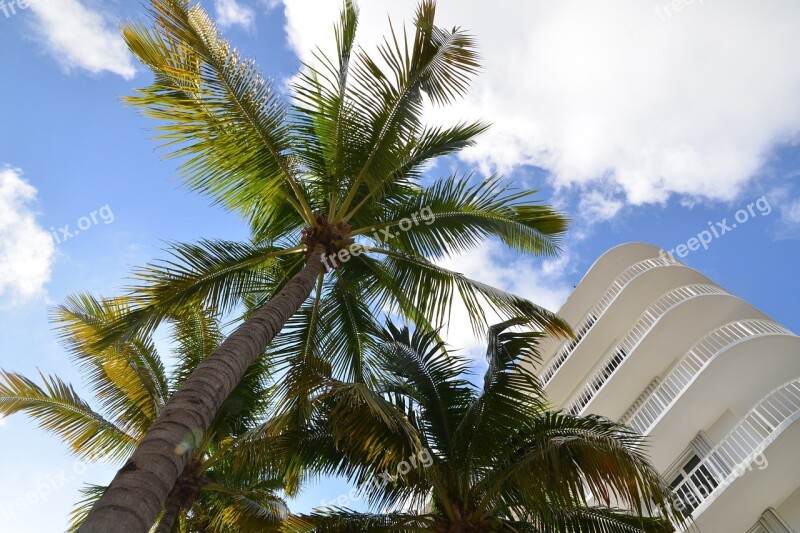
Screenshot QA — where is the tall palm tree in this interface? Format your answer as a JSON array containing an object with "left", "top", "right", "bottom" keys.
[
  {"left": 0, "top": 296, "right": 288, "bottom": 532},
  {"left": 276, "top": 319, "right": 686, "bottom": 532},
  {"left": 81, "top": 0, "right": 570, "bottom": 530}
]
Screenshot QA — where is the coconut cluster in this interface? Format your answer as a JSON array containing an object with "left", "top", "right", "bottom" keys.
[{"left": 300, "top": 211, "right": 355, "bottom": 261}]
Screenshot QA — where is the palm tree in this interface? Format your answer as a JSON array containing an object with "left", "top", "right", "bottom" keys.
[
  {"left": 276, "top": 319, "right": 686, "bottom": 532},
  {"left": 80, "top": 0, "right": 570, "bottom": 530},
  {"left": 0, "top": 296, "right": 288, "bottom": 532}
]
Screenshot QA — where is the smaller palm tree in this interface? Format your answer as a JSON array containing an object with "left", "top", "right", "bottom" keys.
[
  {"left": 277, "top": 319, "right": 686, "bottom": 532},
  {"left": 0, "top": 295, "right": 287, "bottom": 532}
]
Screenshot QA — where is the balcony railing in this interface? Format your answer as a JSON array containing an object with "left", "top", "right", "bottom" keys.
[
  {"left": 540, "top": 255, "right": 681, "bottom": 385},
  {"left": 672, "top": 378, "right": 800, "bottom": 522},
  {"left": 621, "top": 319, "right": 793, "bottom": 434},
  {"left": 566, "top": 284, "right": 728, "bottom": 416}
]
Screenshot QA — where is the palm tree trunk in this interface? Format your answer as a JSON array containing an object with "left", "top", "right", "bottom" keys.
[
  {"left": 154, "top": 490, "right": 184, "bottom": 533},
  {"left": 79, "top": 246, "right": 326, "bottom": 533},
  {"left": 154, "top": 465, "right": 205, "bottom": 533}
]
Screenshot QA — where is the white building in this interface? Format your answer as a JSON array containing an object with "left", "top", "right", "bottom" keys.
[{"left": 534, "top": 242, "right": 800, "bottom": 532}]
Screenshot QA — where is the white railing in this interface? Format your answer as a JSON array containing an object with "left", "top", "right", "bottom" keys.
[
  {"left": 672, "top": 378, "right": 800, "bottom": 522},
  {"left": 540, "top": 256, "right": 682, "bottom": 385},
  {"left": 622, "top": 319, "right": 794, "bottom": 434},
  {"left": 566, "top": 284, "right": 727, "bottom": 416}
]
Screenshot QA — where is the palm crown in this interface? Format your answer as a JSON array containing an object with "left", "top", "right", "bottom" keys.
[
  {"left": 276, "top": 319, "right": 685, "bottom": 532},
  {"left": 113, "top": 0, "right": 570, "bottom": 363},
  {"left": 0, "top": 296, "right": 287, "bottom": 532}
]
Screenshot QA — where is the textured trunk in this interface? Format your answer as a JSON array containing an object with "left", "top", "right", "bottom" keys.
[
  {"left": 154, "top": 464, "right": 205, "bottom": 533},
  {"left": 79, "top": 247, "right": 325, "bottom": 533},
  {"left": 154, "top": 490, "right": 184, "bottom": 533}
]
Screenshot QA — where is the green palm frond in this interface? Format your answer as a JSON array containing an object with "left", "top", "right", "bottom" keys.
[
  {"left": 122, "top": 0, "right": 314, "bottom": 223},
  {"left": 477, "top": 411, "right": 679, "bottom": 522},
  {"left": 203, "top": 481, "right": 288, "bottom": 532},
  {"left": 67, "top": 485, "right": 107, "bottom": 533},
  {"left": 322, "top": 381, "right": 423, "bottom": 474},
  {"left": 98, "top": 240, "right": 303, "bottom": 346},
  {"left": 169, "top": 305, "right": 225, "bottom": 388},
  {"left": 531, "top": 506, "right": 675, "bottom": 533},
  {"left": 376, "top": 322, "right": 474, "bottom": 454},
  {"left": 355, "top": 175, "right": 567, "bottom": 259},
  {"left": 0, "top": 372, "right": 135, "bottom": 462},
  {"left": 452, "top": 318, "right": 546, "bottom": 477},
  {"left": 337, "top": 120, "right": 490, "bottom": 224},
  {"left": 333, "top": 0, "right": 480, "bottom": 217},
  {"left": 364, "top": 250, "right": 570, "bottom": 337},
  {"left": 282, "top": 509, "right": 434, "bottom": 532},
  {"left": 319, "top": 270, "right": 382, "bottom": 383},
  {"left": 292, "top": 0, "right": 360, "bottom": 216},
  {"left": 52, "top": 294, "right": 168, "bottom": 434}
]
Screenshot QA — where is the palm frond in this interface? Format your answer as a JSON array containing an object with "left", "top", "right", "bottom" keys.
[
  {"left": 477, "top": 412, "right": 682, "bottom": 525},
  {"left": 355, "top": 175, "right": 568, "bottom": 259},
  {"left": 531, "top": 506, "right": 675, "bottom": 533},
  {"left": 376, "top": 321, "right": 474, "bottom": 455},
  {"left": 169, "top": 305, "right": 224, "bottom": 388},
  {"left": 364, "top": 250, "right": 570, "bottom": 337},
  {"left": 335, "top": 0, "right": 481, "bottom": 217},
  {"left": 451, "top": 318, "right": 547, "bottom": 482},
  {"left": 67, "top": 484, "right": 107, "bottom": 533},
  {"left": 282, "top": 509, "right": 434, "bottom": 532},
  {"left": 52, "top": 294, "right": 168, "bottom": 434},
  {"left": 0, "top": 371, "right": 135, "bottom": 462},
  {"left": 292, "top": 0, "right": 361, "bottom": 217},
  {"left": 96, "top": 240, "right": 300, "bottom": 347},
  {"left": 204, "top": 482, "right": 288, "bottom": 532},
  {"left": 122, "top": 0, "right": 314, "bottom": 222}
]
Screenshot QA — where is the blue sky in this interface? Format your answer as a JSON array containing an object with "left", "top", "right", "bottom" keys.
[{"left": 1, "top": 0, "right": 799, "bottom": 531}]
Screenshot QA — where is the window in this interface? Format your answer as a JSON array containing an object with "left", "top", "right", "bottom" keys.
[
  {"left": 747, "top": 508, "right": 793, "bottom": 533},
  {"left": 669, "top": 454, "right": 720, "bottom": 514},
  {"left": 666, "top": 433, "right": 728, "bottom": 516}
]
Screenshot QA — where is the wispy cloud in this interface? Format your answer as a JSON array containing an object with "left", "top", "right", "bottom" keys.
[
  {"left": 28, "top": 0, "right": 135, "bottom": 79},
  {"left": 579, "top": 190, "right": 625, "bottom": 222},
  {"left": 214, "top": 0, "right": 256, "bottom": 30},
  {"left": 0, "top": 168, "right": 55, "bottom": 303},
  {"left": 437, "top": 240, "right": 574, "bottom": 358}
]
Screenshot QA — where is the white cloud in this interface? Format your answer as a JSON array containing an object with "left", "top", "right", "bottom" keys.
[
  {"left": 785, "top": 200, "right": 800, "bottom": 225},
  {"left": 579, "top": 190, "right": 625, "bottom": 222},
  {"left": 278, "top": 0, "right": 800, "bottom": 206},
  {"left": 214, "top": 0, "right": 256, "bottom": 30},
  {"left": 0, "top": 168, "right": 55, "bottom": 302},
  {"left": 24, "top": 0, "right": 135, "bottom": 79},
  {"left": 437, "top": 241, "right": 573, "bottom": 358},
  {"left": 259, "top": 0, "right": 281, "bottom": 10}
]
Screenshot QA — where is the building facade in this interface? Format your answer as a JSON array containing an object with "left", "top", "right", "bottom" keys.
[{"left": 534, "top": 243, "right": 800, "bottom": 532}]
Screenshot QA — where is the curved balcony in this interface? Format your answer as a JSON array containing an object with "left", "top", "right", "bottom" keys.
[
  {"left": 557, "top": 243, "right": 673, "bottom": 322},
  {"left": 672, "top": 379, "right": 800, "bottom": 530},
  {"left": 540, "top": 255, "right": 682, "bottom": 385},
  {"left": 565, "top": 284, "right": 729, "bottom": 416},
  {"left": 622, "top": 320, "right": 795, "bottom": 435},
  {"left": 544, "top": 265, "right": 729, "bottom": 407}
]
